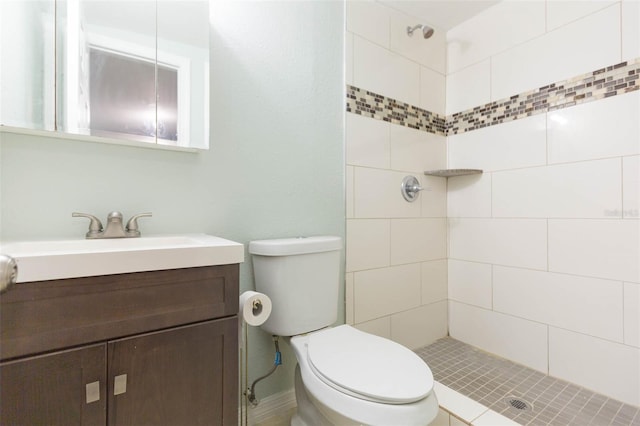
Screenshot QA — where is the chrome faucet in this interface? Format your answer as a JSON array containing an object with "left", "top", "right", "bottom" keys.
[{"left": 72, "top": 211, "right": 152, "bottom": 239}]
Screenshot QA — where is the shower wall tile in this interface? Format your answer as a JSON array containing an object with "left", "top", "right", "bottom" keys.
[
  {"left": 345, "top": 272, "right": 354, "bottom": 325},
  {"left": 389, "top": 124, "right": 445, "bottom": 172},
  {"left": 449, "top": 301, "right": 549, "bottom": 373},
  {"left": 346, "top": 166, "right": 354, "bottom": 218},
  {"left": 447, "top": 260, "right": 492, "bottom": 310},
  {"left": 439, "top": 0, "right": 640, "bottom": 407},
  {"left": 421, "top": 260, "right": 448, "bottom": 305},
  {"left": 345, "top": 32, "right": 354, "bottom": 85},
  {"left": 345, "top": 218, "right": 389, "bottom": 272},
  {"left": 622, "top": 0, "right": 640, "bottom": 61},
  {"left": 625, "top": 282, "right": 640, "bottom": 347},
  {"left": 546, "top": 0, "right": 617, "bottom": 32},
  {"left": 346, "top": 112, "right": 390, "bottom": 169},
  {"left": 448, "top": 218, "right": 547, "bottom": 270},
  {"left": 547, "top": 91, "right": 640, "bottom": 164},
  {"left": 447, "top": 114, "right": 547, "bottom": 172},
  {"left": 446, "top": 1, "right": 545, "bottom": 74},
  {"left": 390, "top": 218, "right": 447, "bottom": 265},
  {"left": 346, "top": 0, "right": 390, "bottom": 49},
  {"left": 354, "top": 316, "right": 391, "bottom": 340},
  {"left": 353, "top": 36, "right": 420, "bottom": 106},
  {"left": 390, "top": 301, "right": 448, "bottom": 350},
  {"left": 353, "top": 167, "right": 422, "bottom": 218},
  {"left": 347, "top": 4, "right": 638, "bottom": 403},
  {"left": 623, "top": 155, "right": 639, "bottom": 218},
  {"left": 491, "top": 5, "right": 621, "bottom": 101},
  {"left": 493, "top": 266, "right": 624, "bottom": 342},
  {"left": 549, "top": 327, "right": 640, "bottom": 406},
  {"left": 446, "top": 60, "right": 491, "bottom": 115},
  {"left": 420, "top": 66, "right": 446, "bottom": 116},
  {"left": 346, "top": 0, "right": 448, "bottom": 335},
  {"left": 491, "top": 158, "right": 622, "bottom": 218},
  {"left": 389, "top": 10, "right": 446, "bottom": 74},
  {"left": 548, "top": 219, "right": 640, "bottom": 283},
  {"left": 420, "top": 176, "right": 447, "bottom": 218},
  {"left": 447, "top": 173, "right": 491, "bottom": 218},
  {"left": 353, "top": 263, "right": 421, "bottom": 323}
]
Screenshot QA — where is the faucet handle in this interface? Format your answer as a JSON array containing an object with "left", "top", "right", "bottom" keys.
[
  {"left": 72, "top": 212, "right": 104, "bottom": 238},
  {"left": 125, "top": 212, "right": 152, "bottom": 237}
]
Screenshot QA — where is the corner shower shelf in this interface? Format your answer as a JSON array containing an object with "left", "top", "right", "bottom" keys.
[{"left": 423, "top": 169, "right": 483, "bottom": 178}]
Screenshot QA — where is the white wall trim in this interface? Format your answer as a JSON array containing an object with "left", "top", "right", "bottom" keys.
[{"left": 239, "top": 388, "right": 297, "bottom": 425}]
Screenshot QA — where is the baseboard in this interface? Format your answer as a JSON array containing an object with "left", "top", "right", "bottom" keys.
[{"left": 239, "top": 388, "right": 297, "bottom": 424}]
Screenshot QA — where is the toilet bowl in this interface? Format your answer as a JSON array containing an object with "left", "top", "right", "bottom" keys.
[
  {"left": 249, "top": 236, "right": 438, "bottom": 425},
  {"left": 289, "top": 325, "right": 438, "bottom": 426}
]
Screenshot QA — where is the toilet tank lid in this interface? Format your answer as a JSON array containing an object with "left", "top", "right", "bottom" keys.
[{"left": 249, "top": 236, "right": 342, "bottom": 256}]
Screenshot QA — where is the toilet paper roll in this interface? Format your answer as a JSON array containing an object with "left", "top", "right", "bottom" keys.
[{"left": 239, "top": 291, "right": 272, "bottom": 327}]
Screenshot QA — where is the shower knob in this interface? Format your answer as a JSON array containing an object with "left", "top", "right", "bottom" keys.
[{"left": 401, "top": 175, "right": 424, "bottom": 202}]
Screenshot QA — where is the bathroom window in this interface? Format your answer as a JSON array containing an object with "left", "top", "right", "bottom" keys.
[{"left": 88, "top": 48, "right": 179, "bottom": 142}]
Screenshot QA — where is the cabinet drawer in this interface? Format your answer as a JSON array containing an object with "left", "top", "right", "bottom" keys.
[{"left": 0, "top": 265, "right": 239, "bottom": 360}]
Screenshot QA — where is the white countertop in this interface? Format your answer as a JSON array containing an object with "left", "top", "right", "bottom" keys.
[{"left": 0, "top": 234, "right": 244, "bottom": 283}]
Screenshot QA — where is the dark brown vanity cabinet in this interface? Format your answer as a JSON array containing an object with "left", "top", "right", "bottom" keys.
[
  {"left": 1, "top": 344, "right": 107, "bottom": 425},
  {"left": 0, "top": 265, "right": 239, "bottom": 426}
]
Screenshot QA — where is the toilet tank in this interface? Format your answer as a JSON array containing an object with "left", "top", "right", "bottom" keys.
[{"left": 249, "top": 236, "right": 342, "bottom": 336}]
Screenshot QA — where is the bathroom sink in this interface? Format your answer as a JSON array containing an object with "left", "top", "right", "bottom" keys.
[{"left": 0, "top": 234, "right": 244, "bottom": 283}]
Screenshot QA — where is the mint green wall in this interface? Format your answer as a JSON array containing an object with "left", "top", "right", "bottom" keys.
[{"left": 0, "top": 0, "right": 345, "bottom": 398}]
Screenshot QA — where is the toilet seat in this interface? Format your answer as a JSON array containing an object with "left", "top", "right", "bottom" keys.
[
  {"left": 306, "top": 325, "right": 433, "bottom": 404},
  {"left": 290, "top": 325, "right": 438, "bottom": 426}
]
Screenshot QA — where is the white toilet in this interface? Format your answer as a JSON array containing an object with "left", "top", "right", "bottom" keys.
[{"left": 249, "top": 236, "right": 438, "bottom": 426}]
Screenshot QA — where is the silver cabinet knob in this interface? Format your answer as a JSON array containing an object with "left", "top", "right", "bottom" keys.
[{"left": 0, "top": 254, "right": 18, "bottom": 293}]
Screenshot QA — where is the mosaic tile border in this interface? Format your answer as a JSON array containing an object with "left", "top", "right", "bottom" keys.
[
  {"left": 448, "top": 57, "right": 639, "bottom": 135},
  {"left": 346, "top": 57, "right": 640, "bottom": 137},
  {"left": 345, "top": 86, "right": 447, "bottom": 136}
]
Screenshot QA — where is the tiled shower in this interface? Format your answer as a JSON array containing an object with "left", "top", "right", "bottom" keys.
[{"left": 345, "top": 0, "right": 639, "bottom": 414}]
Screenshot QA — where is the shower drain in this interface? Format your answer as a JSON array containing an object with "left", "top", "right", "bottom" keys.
[{"left": 504, "top": 397, "right": 532, "bottom": 411}]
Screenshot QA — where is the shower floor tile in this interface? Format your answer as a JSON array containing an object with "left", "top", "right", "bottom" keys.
[{"left": 416, "top": 338, "right": 640, "bottom": 426}]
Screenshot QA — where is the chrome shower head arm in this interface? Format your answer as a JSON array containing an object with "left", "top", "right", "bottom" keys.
[
  {"left": 407, "top": 24, "right": 422, "bottom": 36},
  {"left": 407, "top": 24, "right": 435, "bottom": 39}
]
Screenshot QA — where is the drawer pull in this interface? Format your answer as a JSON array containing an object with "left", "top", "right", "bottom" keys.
[
  {"left": 114, "top": 374, "right": 127, "bottom": 395},
  {"left": 85, "top": 381, "right": 100, "bottom": 404}
]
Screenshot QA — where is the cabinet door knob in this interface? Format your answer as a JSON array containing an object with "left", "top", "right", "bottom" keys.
[
  {"left": 114, "top": 374, "right": 127, "bottom": 395},
  {"left": 0, "top": 254, "right": 17, "bottom": 293},
  {"left": 85, "top": 381, "right": 100, "bottom": 404}
]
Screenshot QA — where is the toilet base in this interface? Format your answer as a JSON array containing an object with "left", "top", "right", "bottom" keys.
[{"left": 291, "top": 365, "right": 359, "bottom": 426}]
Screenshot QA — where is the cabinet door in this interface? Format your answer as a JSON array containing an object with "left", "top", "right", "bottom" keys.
[
  {"left": 0, "top": 344, "right": 106, "bottom": 426},
  {"left": 107, "top": 318, "right": 237, "bottom": 426}
]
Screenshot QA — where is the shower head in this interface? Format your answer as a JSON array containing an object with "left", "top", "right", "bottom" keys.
[{"left": 407, "top": 24, "right": 435, "bottom": 39}]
